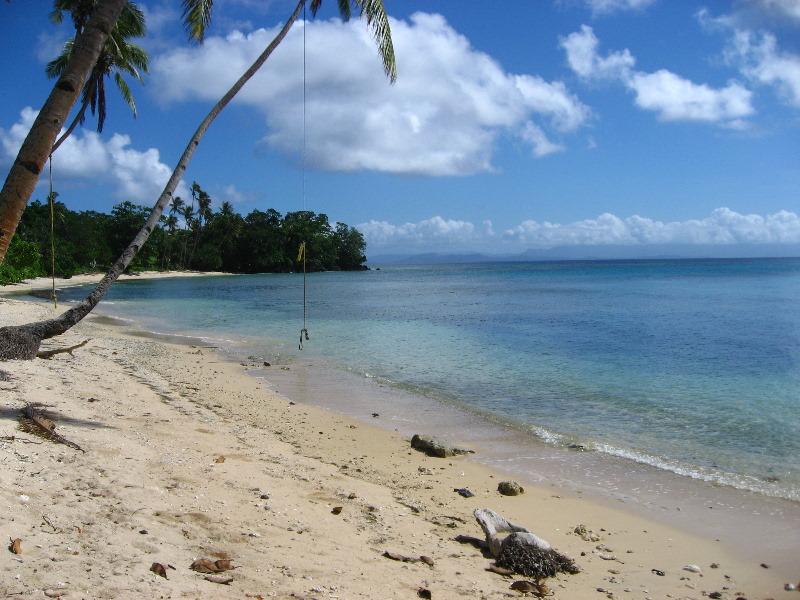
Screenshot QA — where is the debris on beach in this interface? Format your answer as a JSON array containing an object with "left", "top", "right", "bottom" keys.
[
  {"left": 474, "top": 508, "right": 579, "bottom": 580},
  {"left": 150, "top": 562, "right": 169, "bottom": 579},
  {"left": 190, "top": 558, "right": 236, "bottom": 573},
  {"left": 417, "top": 587, "right": 432, "bottom": 599},
  {"left": 410, "top": 434, "right": 474, "bottom": 458},
  {"left": 9, "top": 537, "right": 22, "bottom": 554},
  {"left": 487, "top": 564, "right": 515, "bottom": 576},
  {"left": 683, "top": 564, "right": 702, "bottom": 573},
  {"left": 454, "top": 488, "right": 475, "bottom": 498},
  {"left": 510, "top": 580, "right": 552, "bottom": 596},
  {"left": 204, "top": 574, "right": 234, "bottom": 584},
  {"left": 498, "top": 481, "right": 525, "bottom": 496},
  {"left": 573, "top": 524, "right": 601, "bottom": 542},
  {"left": 383, "top": 551, "right": 413, "bottom": 562},
  {"left": 18, "top": 403, "right": 84, "bottom": 452}
]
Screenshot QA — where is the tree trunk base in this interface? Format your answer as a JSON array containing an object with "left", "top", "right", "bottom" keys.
[{"left": 0, "top": 325, "right": 44, "bottom": 360}]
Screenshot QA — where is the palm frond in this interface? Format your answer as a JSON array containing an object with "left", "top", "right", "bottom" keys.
[
  {"left": 181, "top": 0, "right": 214, "bottom": 43},
  {"left": 114, "top": 72, "right": 137, "bottom": 117},
  {"left": 308, "top": 0, "right": 397, "bottom": 84},
  {"left": 354, "top": 0, "right": 396, "bottom": 83}
]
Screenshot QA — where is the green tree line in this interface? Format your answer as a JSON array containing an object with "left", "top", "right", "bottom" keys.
[{"left": 0, "top": 185, "right": 368, "bottom": 285}]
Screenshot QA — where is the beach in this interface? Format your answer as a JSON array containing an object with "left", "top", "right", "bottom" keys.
[{"left": 1, "top": 274, "right": 798, "bottom": 599}]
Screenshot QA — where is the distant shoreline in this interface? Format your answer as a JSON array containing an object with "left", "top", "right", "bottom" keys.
[{"left": 0, "top": 269, "right": 232, "bottom": 297}]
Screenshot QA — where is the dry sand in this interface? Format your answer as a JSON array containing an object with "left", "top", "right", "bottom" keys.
[{"left": 1, "top": 274, "right": 797, "bottom": 599}]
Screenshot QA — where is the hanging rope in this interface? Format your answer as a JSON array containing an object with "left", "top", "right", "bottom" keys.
[
  {"left": 48, "top": 154, "right": 57, "bottom": 309},
  {"left": 298, "top": 5, "right": 309, "bottom": 350},
  {"left": 298, "top": 241, "right": 309, "bottom": 349}
]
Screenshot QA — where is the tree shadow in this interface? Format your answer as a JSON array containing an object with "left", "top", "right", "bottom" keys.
[{"left": 0, "top": 401, "right": 116, "bottom": 430}]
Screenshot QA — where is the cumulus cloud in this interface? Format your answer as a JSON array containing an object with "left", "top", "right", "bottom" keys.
[
  {"left": 358, "top": 216, "right": 484, "bottom": 250},
  {"left": 0, "top": 108, "right": 189, "bottom": 205},
  {"left": 359, "top": 209, "right": 800, "bottom": 254},
  {"left": 150, "top": 12, "right": 590, "bottom": 175},
  {"left": 561, "top": 25, "right": 755, "bottom": 125},
  {"left": 628, "top": 70, "right": 753, "bottom": 121},
  {"left": 726, "top": 30, "right": 800, "bottom": 108},
  {"left": 503, "top": 208, "right": 800, "bottom": 246},
  {"left": 560, "top": 25, "right": 635, "bottom": 80}
]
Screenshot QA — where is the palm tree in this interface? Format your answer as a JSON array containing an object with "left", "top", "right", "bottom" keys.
[
  {"left": 0, "top": 0, "right": 396, "bottom": 359},
  {"left": 188, "top": 186, "right": 212, "bottom": 267},
  {"left": 48, "top": 1, "right": 149, "bottom": 152},
  {"left": 179, "top": 203, "right": 195, "bottom": 269},
  {"left": 0, "top": 0, "right": 211, "bottom": 266}
]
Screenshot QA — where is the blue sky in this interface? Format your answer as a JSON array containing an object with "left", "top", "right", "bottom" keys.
[{"left": 1, "top": 0, "right": 799, "bottom": 257}]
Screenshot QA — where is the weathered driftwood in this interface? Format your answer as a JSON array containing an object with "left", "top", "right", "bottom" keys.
[
  {"left": 474, "top": 508, "right": 545, "bottom": 557},
  {"left": 410, "top": 434, "right": 474, "bottom": 458},
  {"left": 36, "top": 339, "right": 90, "bottom": 359},
  {"left": 474, "top": 508, "right": 579, "bottom": 580}
]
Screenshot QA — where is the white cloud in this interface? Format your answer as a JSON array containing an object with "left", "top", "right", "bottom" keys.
[
  {"left": 358, "top": 216, "right": 482, "bottom": 249},
  {"left": 150, "top": 12, "right": 590, "bottom": 176},
  {"left": 0, "top": 108, "right": 189, "bottom": 205},
  {"left": 571, "top": 0, "right": 658, "bottom": 16},
  {"left": 561, "top": 25, "right": 755, "bottom": 125},
  {"left": 727, "top": 30, "right": 800, "bottom": 108},
  {"left": 698, "top": 7, "right": 800, "bottom": 109},
  {"left": 561, "top": 25, "right": 635, "bottom": 79},
  {"left": 628, "top": 70, "right": 754, "bottom": 121},
  {"left": 742, "top": 0, "right": 800, "bottom": 23},
  {"left": 519, "top": 122, "right": 565, "bottom": 157},
  {"left": 359, "top": 209, "right": 800, "bottom": 254},
  {"left": 505, "top": 208, "right": 800, "bottom": 246}
]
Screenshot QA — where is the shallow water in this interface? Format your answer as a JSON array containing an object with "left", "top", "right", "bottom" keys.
[{"left": 49, "top": 258, "right": 800, "bottom": 504}]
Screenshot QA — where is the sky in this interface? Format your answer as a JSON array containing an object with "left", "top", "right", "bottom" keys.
[{"left": 1, "top": 0, "right": 799, "bottom": 258}]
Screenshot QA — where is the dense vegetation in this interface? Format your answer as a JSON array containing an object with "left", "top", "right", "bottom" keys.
[{"left": 0, "top": 185, "right": 367, "bottom": 285}]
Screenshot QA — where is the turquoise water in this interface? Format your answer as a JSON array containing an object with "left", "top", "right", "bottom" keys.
[{"left": 54, "top": 258, "right": 800, "bottom": 501}]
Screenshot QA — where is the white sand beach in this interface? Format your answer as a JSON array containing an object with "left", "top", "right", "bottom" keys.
[{"left": 1, "top": 274, "right": 797, "bottom": 599}]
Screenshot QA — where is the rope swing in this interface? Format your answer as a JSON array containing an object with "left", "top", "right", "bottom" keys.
[
  {"left": 298, "top": 241, "right": 309, "bottom": 349},
  {"left": 48, "top": 154, "right": 57, "bottom": 309},
  {"left": 298, "top": 4, "right": 309, "bottom": 350}
]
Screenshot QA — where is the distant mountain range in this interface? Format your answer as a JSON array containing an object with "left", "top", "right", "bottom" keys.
[{"left": 366, "top": 243, "right": 800, "bottom": 264}]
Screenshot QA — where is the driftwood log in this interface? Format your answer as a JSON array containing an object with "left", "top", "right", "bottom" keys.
[{"left": 474, "top": 508, "right": 579, "bottom": 580}]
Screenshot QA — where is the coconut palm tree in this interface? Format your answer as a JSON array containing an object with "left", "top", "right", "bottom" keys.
[
  {"left": 188, "top": 185, "right": 212, "bottom": 267},
  {"left": 0, "top": 0, "right": 396, "bottom": 359},
  {"left": 48, "top": 1, "right": 149, "bottom": 152},
  {"left": 0, "top": 0, "right": 211, "bottom": 266}
]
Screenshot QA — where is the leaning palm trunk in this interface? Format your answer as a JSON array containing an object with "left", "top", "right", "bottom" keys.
[
  {"left": 0, "top": 0, "right": 128, "bottom": 266},
  {"left": 0, "top": 0, "right": 306, "bottom": 360}
]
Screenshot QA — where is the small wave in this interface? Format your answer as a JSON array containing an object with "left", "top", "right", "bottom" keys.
[{"left": 591, "top": 442, "right": 799, "bottom": 502}]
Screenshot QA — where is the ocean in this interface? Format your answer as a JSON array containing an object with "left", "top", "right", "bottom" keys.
[{"left": 51, "top": 258, "right": 800, "bottom": 506}]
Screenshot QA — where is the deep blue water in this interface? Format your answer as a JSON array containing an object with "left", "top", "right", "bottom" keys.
[{"left": 54, "top": 258, "right": 800, "bottom": 501}]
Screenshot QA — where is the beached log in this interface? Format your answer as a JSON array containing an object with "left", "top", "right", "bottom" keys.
[
  {"left": 474, "top": 508, "right": 579, "bottom": 579},
  {"left": 37, "top": 339, "right": 90, "bottom": 359},
  {"left": 410, "top": 434, "right": 474, "bottom": 458}
]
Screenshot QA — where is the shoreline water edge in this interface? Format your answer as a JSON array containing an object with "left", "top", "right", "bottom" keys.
[{"left": 1, "top": 271, "right": 798, "bottom": 599}]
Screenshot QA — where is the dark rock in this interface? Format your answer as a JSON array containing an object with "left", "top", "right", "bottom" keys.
[
  {"left": 411, "top": 434, "right": 474, "bottom": 458},
  {"left": 454, "top": 488, "right": 474, "bottom": 498},
  {"left": 498, "top": 481, "right": 524, "bottom": 496}
]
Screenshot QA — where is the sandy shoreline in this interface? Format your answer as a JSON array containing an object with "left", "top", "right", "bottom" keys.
[{"left": 1, "top": 273, "right": 798, "bottom": 599}]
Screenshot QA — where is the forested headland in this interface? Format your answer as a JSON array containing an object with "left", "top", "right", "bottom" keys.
[{"left": 0, "top": 185, "right": 368, "bottom": 285}]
